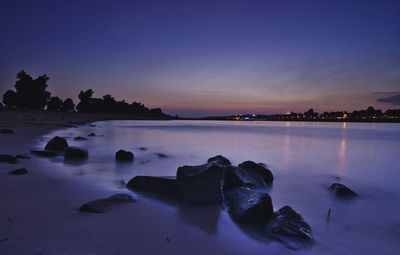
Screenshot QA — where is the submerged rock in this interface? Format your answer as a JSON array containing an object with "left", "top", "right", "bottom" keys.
[
  {"left": 88, "top": 132, "right": 96, "bottom": 137},
  {"left": 74, "top": 136, "right": 88, "bottom": 141},
  {"left": 224, "top": 187, "right": 273, "bottom": 223},
  {"left": 16, "top": 155, "right": 30, "bottom": 159},
  {"left": 127, "top": 176, "right": 180, "bottom": 197},
  {"left": 0, "top": 154, "right": 18, "bottom": 164},
  {"left": 238, "top": 161, "right": 274, "bottom": 185},
  {"left": 264, "top": 206, "right": 315, "bottom": 250},
  {"left": 31, "top": 150, "right": 59, "bottom": 157},
  {"left": 45, "top": 136, "right": 68, "bottom": 151},
  {"left": 329, "top": 183, "right": 357, "bottom": 198},
  {"left": 79, "top": 194, "right": 135, "bottom": 213},
  {"left": 155, "top": 153, "right": 168, "bottom": 158},
  {"left": 9, "top": 168, "right": 28, "bottom": 175},
  {"left": 64, "top": 146, "right": 88, "bottom": 160},
  {"left": 116, "top": 150, "right": 134, "bottom": 161},
  {"left": 0, "top": 128, "right": 14, "bottom": 134}
]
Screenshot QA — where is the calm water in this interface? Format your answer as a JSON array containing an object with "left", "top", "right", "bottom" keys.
[{"left": 38, "top": 120, "right": 400, "bottom": 254}]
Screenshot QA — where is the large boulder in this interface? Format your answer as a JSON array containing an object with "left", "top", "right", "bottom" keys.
[
  {"left": 264, "top": 206, "right": 315, "bottom": 250},
  {"left": 127, "top": 176, "right": 180, "bottom": 197},
  {"left": 79, "top": 194, "right": 135, "bottom": 213},
  {"left": 238, "top": 161, "right": 274, "bottom": 185},
  {"left": 329, "top": 183, "right": 357, "bottom": 198},
  {"left": 0, "top": 154, "right": 18, "bottom": 164},
  {"left": 224, "top": 187, "right": 273, "bottom": 223},
  {"left": 64, "top": 146, "right": 88, "bottom": 160},
  {"left": 9, "top": 168, "right": 28, "bottom": 175},
  {"left": 45, "top": 136, "right": 68, "bottom": 151},
  {"left": 115, "top": 150, "right": 134, "bottom": 162},
  {"left": 177, "top": 163, "right": 225, "bottom": 205},
  {"left": 0, "top": 128, "right": 14, "bottom": 134}
]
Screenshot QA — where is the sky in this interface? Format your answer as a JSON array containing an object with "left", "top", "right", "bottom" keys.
[{"left": 0, "top": 0, "right": 399, "bottom": 117}]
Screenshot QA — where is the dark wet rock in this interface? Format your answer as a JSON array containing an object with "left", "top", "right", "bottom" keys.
[
  {"left": 9, "top": 168, "right": 28, "bottom": 175},
  {"left": 177, "top": 163, "right": 225, "bottom": 205},
  {"left": 155, "top": 153, "right": 168, "bottom": 158},
  {"left": 238, "top": 161, "right": 274, "bottom": 185},
  {"left": 88, "top": 133, "right": 96, "bottom": 137},
  {"left": 224, "top": 187, "right": 273, "bottom": 223},
  {"left": 329, "top": 183, "right": 357, "bottom": 197},
  {"left": 74, "top": 136, "right": 88, "bottom": 141},
  {"left": 64, "top": 146, "right": 88, "bottom": 160},
  {"left": 0, "top": 128, "right": 14, "bottom": 134},
  {"left": 223, "top": 170, "right": 246, "bottom": 191},
  {"left": 116, "top": 150, "right": 134, "bottom": 161},
  {"left": 0, "top": 154, "right": 18, "bottom": 164},
  {"left": 79, "top": 194, "right": 135, "bottom": 213},
  {"left": 139, "top": 147, "right": 147, "bottom": 151},
  {"left": 44, "top": 136, "right": 68, "bottom": 151},
  {"left": 127, "top": 176, "right": 180, "bottom": 197},
  {"left": 16, "top": 155, "right": 30, "bottom": 159},
  {"left": 207, "top": 155, "right": 231, "bottom": 166},
  {"left": 264, "top": 206, "right": 315, "bottom": 250},
  {"left": 30, "top": 150, "right": 59, "bottom": 157}
]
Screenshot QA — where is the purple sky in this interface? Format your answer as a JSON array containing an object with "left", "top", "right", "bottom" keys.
[{"left": 1, "top": 0, "right": 399, "bottom": 117}]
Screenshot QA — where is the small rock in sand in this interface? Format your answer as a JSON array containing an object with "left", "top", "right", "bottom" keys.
[
  {"left": 9, "top": 168, "right": 28, "bottom": 175},
  {"left": 79, "top": 194, "right": 135, "bottom": 213},
  {"left": 88, "top": 133, "right": 96, "bottom": 137},
  {"left": 0, "top": 128, "right": 14, "bottom": 134},
  {"left": 0, "top": 154, "right": 18, "bottom": 164}
]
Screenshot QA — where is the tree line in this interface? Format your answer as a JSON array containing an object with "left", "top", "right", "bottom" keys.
[{"left": 1, "top": 70, "right": 169, "bottom": 118}]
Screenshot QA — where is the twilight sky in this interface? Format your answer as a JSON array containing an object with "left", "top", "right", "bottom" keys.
[{"left": 0, "top": 0, "right": 399, "bottom": 117}]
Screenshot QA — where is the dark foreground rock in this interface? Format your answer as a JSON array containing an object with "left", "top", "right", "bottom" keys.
[
  {"left": 79, "top": 194, "right": 135, "bottom": 213},
  {"left": 31, "top": 150, "right": 59, "bottom": 157},
  {"left": 264, "top": 206, "right": 315, "bottom": 250},
  {"left": 238, "top": 161, "right": 274, "bottom": 185},
  {"left": 116, "top": 150, "right": 134, "bottom": 161},
  {"left": 74, "top": 136, "right": 88, "bottom": 141},
  {"left": 224, "top": 187, "right": 273, "bottom": 223},
  {"left": 64, "top": 147, "right": 88, "bottom": 160},
  {"left": 127, "top": 176, "right": 180, "bottom": 197},
  {"left": 9, "top": 168, "right": 28, "bottom": 175},
  {"left": 0, "top": 128, "right": 14, "bottom": 134},
  {"left": 45, "top": 136, "right": 68, "bottom": 151},
  {"left": 0, "top": 154, "right": 18, "bottom": 164},
  {"left": 329, "top": 183, "right": 357, "bottom": 197}
]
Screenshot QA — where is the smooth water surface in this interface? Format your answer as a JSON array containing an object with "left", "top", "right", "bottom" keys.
[{"left": 39, "top": 120, "right": 400, "bottom": 255}]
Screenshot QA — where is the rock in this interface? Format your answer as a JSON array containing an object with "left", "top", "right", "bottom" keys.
[
  {"left": 30, "top": 150, "right": 59, "bottom": 157},
  {"left": 116, "top": 150, "right": 134, "bottom": 161},
  {"left": 207, "top": 155, "right": 232, "bottom": 166},
  {"left": 155, "top": 153, "right": 168, "bottom": 158},
  {"left": 264, "top": 206, "right": 315, "bottom": 250},
  {"left": 79, "top": 194, "right": 135, "bottom": 213},
  {"left": 88, "top": 133, "right": 96, "bottom": 137},
  {"left": 9, "top": 168, "right": 28, "bottom": 175},
  {"left": 44, "top": 136, "right": 68, "bottom": 151},
  {"left": 177, "top": 163, "right": 225, "bottom": 205},
  {"left": 223, "top": 170, "right": 246, "bottom": 191},
  {"left": 64, "top": 146, "right": 88, "bottom": 160},
  {"left": 0, "top": 154, "right": 18, "bottom": 164},
  {"left": 16, "top": 155, "right": 30, "bottom": 159},
  {"left": 329, "top": 183, "right": 357, "bottom": 197},
  {"left": 74, "top": 136, "right": 88, "bottom": 141},
  {"left": 139, "top": 147, "right": 147, "bottom": 151},
  {"left": 224, "top": 187, "right": 273, "bottom": 223},
  {"left": 127, "top": 176, "right": 180, "bottom": 197},
  {"left": 238, "top": 161, "right": 274, "bottom": 185},
  {"left": 0, "top": 128, "right": 14, "bottom": 134}
]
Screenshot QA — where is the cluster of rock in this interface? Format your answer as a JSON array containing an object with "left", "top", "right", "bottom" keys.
[
  {"left": 31, "top": 136, "right": 88, "bottom": 160},
  {"left": 126, "top": 155, "right": 315, "bottom": 249}
]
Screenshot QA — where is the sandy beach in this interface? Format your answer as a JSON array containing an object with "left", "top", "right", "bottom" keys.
[{"left": 0, "top": 110, "right": 274, "bottom": 255}]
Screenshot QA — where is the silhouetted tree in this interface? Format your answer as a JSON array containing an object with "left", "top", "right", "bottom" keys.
[
  {"left": 61, "top": 98, "right": 75, "bottom": 112},
  {"left": 47, "top": 96, "right": 63, "bottom": 111},
  {"left": 77, "top": 89, "right": 94, "bottom": 112},
  {"left": 2, "top": 90, "right": 17, "bottom": 108}
]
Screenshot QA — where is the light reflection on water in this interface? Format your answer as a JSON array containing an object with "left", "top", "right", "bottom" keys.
[{"left": 38, "top": 120, "right": 400, "bottom": 255}]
